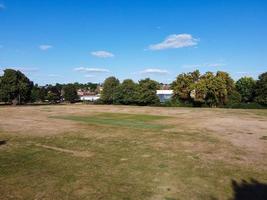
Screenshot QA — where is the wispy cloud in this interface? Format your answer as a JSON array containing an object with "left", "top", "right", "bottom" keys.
[
  {"left": 182, "top": 63, "right": 225, "bottom": 69},
  {"left": 74, "top": 67, "right": 110, "bottom": 73},
  {"left": 139, "top": 68, "right": 169, "bottom": 75},
  {"left": 91, "top": 51, "right": 114, "bottom": 58},
  {"left": 0, "top": 3, "right": 5, "bottom": 9},
  {"left": 39, "top": 45, "right": 53, "bottom": 50},
  {"left": 235, "top": 70, "right": 265, "bottom": 75},
  {"left": 149, "top": 34, "right": 198, "bottom": 50}
]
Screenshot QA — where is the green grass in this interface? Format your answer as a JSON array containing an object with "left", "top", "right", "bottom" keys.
[
  {"left": 1, "top": 130, "right": 266, "bottom": 200},
  {"left": 1, "top": 111, "right": 267, "bottom": 199},
  {"left": 51, "top": 112, "right": 172, "bottom": 130}
]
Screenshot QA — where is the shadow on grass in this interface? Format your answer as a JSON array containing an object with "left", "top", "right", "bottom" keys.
[
  {"left": 210, "top": 179, "right": 267, "bottom": 200},
  {"left": 230, "top": 179, "right": 267, "bottom": 200},
  {"left": 0, "top": 140, "right": 7, "bottom": 145}
]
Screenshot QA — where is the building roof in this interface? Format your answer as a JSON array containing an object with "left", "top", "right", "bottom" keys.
[{"left": 156, "top": 90, "right": 173, "bottom": 95}]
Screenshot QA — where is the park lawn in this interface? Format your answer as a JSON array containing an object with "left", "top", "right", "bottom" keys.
[
  {"left": 0, "top": 108, "right": 267, "bottom": 200},
  {"left": 51, "top": 112, "right": 172, "bottom": 130}
]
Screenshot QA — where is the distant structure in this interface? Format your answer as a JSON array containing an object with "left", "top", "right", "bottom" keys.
[
  {"left": 77, "top": 86, "right": 102, "bottom": 102},
  {"left": 156, "top": 90, "right": 173, "bottom": 102},
  {"left": 80, "top": 95, "right": 100, "bottom": 101}
]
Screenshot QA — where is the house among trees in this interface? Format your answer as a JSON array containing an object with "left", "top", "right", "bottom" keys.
[
  {"left": 77, "top": 87, "right": 102, "bottom": 102},
  {"left": 156, "top": 90, "right": 173, "bottom": 102}
]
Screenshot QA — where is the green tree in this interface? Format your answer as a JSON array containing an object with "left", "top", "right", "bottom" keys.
[
  {"left": 45, "top": 85, "right": 61, "bottom": 103},
  {"left": 101, "top": 76, "right": 120, "bottom": 104},
  {"left": 0, "top": 69, "right": 33, "bottom": 105},
  {"left": 137, "top": 78, "right": 160, "bottom": 105},
  {"left": 30, "top": 84, "right": 41, "bottom": 102},
  {"left": 114, "top": 79, "right": 138, "bottom": 105},
  {"left": 255, "top": 72, "right": 267, "bottom": 105},
  {"left": 216, "top": 71, "right": 235, "bottom": 95},
  {"left": 236, "top": 77, "right": 256, "bottom": 103},
  {"left": 63, "top": 84, "right": 78, "bottom": 103},
  {"left": 171, "top": 70, "right": 200, "bottom": 103}
]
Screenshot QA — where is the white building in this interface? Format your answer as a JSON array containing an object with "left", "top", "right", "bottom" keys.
[
  {"left": 80, "top": 95, "right": 100, "bottom": 101},
  {"left": 156, "top": 90, "right": 173, "bottom": 102}
]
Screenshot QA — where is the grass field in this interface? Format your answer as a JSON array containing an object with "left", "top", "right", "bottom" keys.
[{"left": 0, "top": 105, "right": 267, "bottom": 200}]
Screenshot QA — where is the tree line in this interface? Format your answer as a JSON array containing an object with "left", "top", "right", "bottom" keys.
[
  {"left": 0, "top": 69, "right": 98, "bottom": 105},
  {"left": 100, "top": 70, "right": 267, "bottom": 108},
  {"left": 0, "top": 68, "right": 266, "bottom": 108}
]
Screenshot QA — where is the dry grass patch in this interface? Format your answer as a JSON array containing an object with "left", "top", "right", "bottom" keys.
[{"left": 0, "top": 105, "right": 267, "bottom": 199}]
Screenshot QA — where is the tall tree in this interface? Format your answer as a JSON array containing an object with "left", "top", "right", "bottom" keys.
[
  {"left": 137, "top": 78, "right": 160, "bottom": 105},
  {"left": 255, "top": 72, "right": 267, "bottom": 105},
  {"left": 171, "top": 70, "right": 200, "bottom": 103},
  {"left": 0, "top": 69, "right": 33, "bottom": 105},
  {"left": 45, "top": 85, "right": 61, "bottom": 103},
  {"left": 101, "top": 76, "right": 120, "bottom": 104},
  {"left": 236, "top": 77, "right": 256, "bottom": 103},
  {"left": 63, "top": 84, "right": 78, "bottom": 103},
  {"left": 114, "top": 79, "right": 138, "bottom": 105}
]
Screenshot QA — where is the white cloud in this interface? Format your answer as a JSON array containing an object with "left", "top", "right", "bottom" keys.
[
  {"left": 149, "top": 34, "right": 198, "bottom": 50},
  {"left": 91, "top": 51, "right": 114, "bottom": 58},
  {"left": 182, "top": 63, "right": 225, "bottom": 69},
  {"left": 74, "top": 67, "right": 110, "bottom": 73},
  {"left": 139, "top": 68, "right": 169, "bottom": 75},
  {"left": 39, "top": 45, "right": 53, "bottom": 50}
]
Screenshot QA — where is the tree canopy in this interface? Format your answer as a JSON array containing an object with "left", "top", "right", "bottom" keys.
[
  {"left": 63, "top": 84, "right": 79, "bottom": 103},
  {"left": 101, "top": 76, "right": 120, "bottom": 104},
  {"left": 0, "top": 69, "right": 33, "bottom": 104}
]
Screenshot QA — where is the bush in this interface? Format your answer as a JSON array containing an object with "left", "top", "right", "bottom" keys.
[
  {"left": 161, "top": 99, "right": 193, "bottom": 107},
  {"left": 224, "top": 102, "right": 266, "bottom": 109}
]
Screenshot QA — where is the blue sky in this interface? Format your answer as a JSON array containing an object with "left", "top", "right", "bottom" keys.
[{"left": 0, "top": 0, "right": 266, "bottom": 85}]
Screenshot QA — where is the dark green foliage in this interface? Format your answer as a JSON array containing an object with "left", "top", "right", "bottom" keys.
[
  {"left": 0, "top": 69, "right": 33, "bottom": 104},
  {"left": 227, "top": 90, "right": 242, "bottom": 105},
  {"left": 100, "top": 77, "right": 160, "bottom": 106},
  {"left": 45, "top": 85, "right": 61, "bottom": 103},
  {"left": 137, "top": 78, "right": 160, "bottom": 106},
  {"left": 63, "top": 84, "right": 78, "bottom": 103},
  {"left": 101, "top": 76, "right": 120, "bottom": 104},
  {"left": 30, "top": 84, "right": 41, "bottom": 102},
  {"left": 224, "top": 103, "right": 265, "bottom": 109},
  {"left": 72, "top": 82, "right": 98, "bottom": 91},
  {"left": 236, "top": 77, "right": 256, "bottom": 103},
  {"left": 255, "top": 72, "right": 267, "bottom": 105},
  {"left": 114, "top": 79, "right": 138, "bottom": 105}
]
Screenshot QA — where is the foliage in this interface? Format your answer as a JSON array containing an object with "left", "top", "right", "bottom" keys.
[
  {"left": 236, "top": 77, "right": 256, "bottom": 103},
  {"left": 63, "top": 84, "right": 79, "bottom": 103},
  {"left": 171, "top": 70, "right": 200, "bottom": 103},
  {"left": 0, "top": 68, "right": 266, "bottom": 109},
  {"left": 255, "top": 72, "right": 267, "bottom": 105},
  {"left": 224, "top": 102, "right": 265, "bottom": 109},
  {"left": 101, "top": 76, "right": 120, "bottom": 104},
  {"left": 137, "top": 78, "right": 160, "bottom": 105},
  {"left": 45, "top": 85, "right": 62, "bottom": 103},
  {"left": 227, "top": 90, "right": 242, "bottom": 105},
  {"left": 114, "top": 79, "right": 138, "bottom": 105},
  {"left": 0, "top": 69, "right": 33, "bottom": 104}
]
